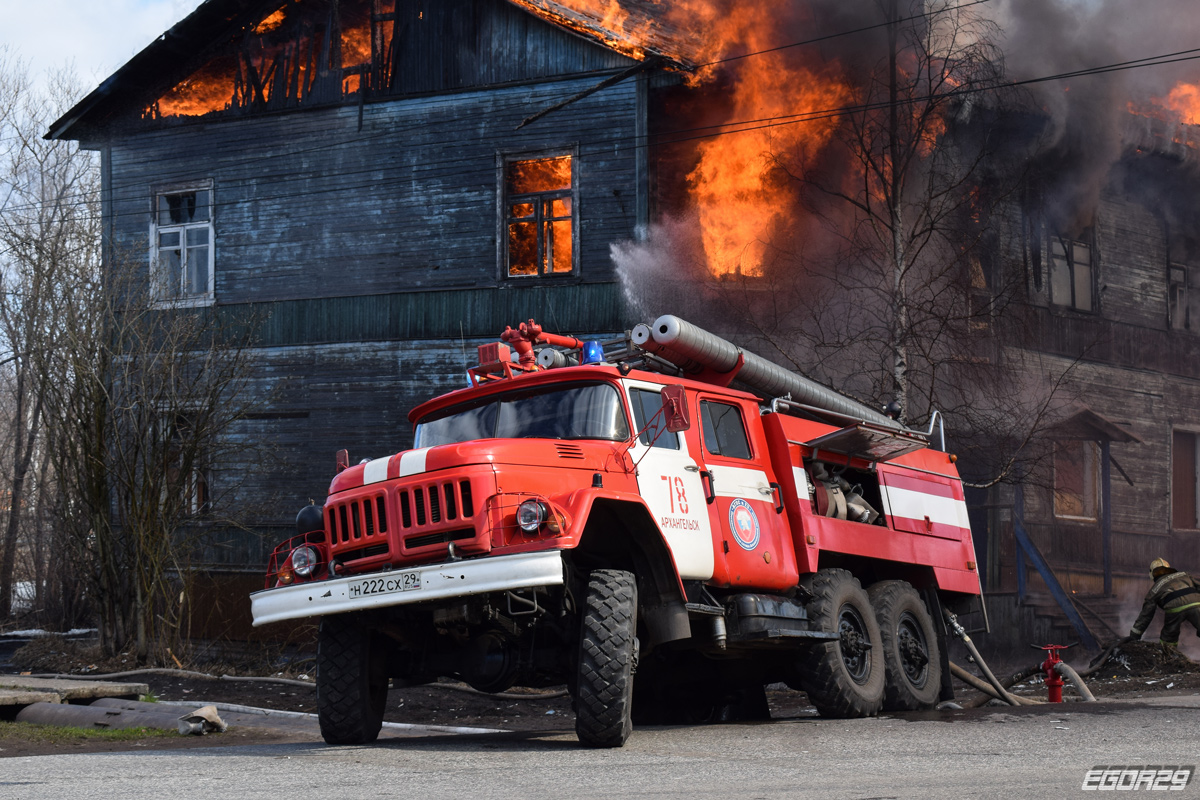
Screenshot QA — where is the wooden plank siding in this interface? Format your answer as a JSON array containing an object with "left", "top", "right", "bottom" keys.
[
  {"left": 100, "top": 74, "right": 644, "bottom": 302},
  {"left": 991, "top": 190, "right": 1200, "bottom": 603}
]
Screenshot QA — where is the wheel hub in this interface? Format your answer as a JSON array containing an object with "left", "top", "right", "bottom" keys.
[
  {"left": 896, "top": 611, "right": 930, "bottom": 687},
  {"left": 837, "top": 604, "right": 873, "bottom": 683}
]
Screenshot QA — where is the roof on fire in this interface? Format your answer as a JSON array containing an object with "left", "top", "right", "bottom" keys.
[{"left": 46, "top": 0, "right": 700, "bottom": 142}]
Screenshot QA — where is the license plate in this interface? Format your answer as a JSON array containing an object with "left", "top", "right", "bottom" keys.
[{"left": 347, "top": 571, "right": 422, "bottom": 599}]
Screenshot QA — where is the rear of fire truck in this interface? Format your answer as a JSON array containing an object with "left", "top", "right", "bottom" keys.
[{"left": 249, "top": 316, "right": 984, "bottom": 748}]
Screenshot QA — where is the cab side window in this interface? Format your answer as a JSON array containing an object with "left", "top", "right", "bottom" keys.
[
  {"left": 700, "top": 401, "right": 752, "bottom": 459},
  {"left": 630, "top": 388, "right": 680, "bottom": 450}
]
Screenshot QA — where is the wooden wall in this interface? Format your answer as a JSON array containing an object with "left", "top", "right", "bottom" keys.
[
  {"left": 101, "top": 73, "right": 643, "bottom": 307},
  {"left": 991, "top": 191, "right": 1200, "bottom": 600}
]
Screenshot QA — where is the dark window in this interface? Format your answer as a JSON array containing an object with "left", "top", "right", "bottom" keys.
[
  {"left": 1173, "top": 430, "right": 1198, "bottom": 529},
  {"left": 1049, "top": 231, "right": 1094, "bottom": 312},
  {"left": 414, "top": 382, "right": 629, "bottom": 447},
  {"left": 1053, "top": 440, "right": 1098, "bottom": 520},
  {"left": 700, "top": 401, "right": 752, "bottom": 460},
  {"left": 1169, "top": 263, "right": 1200, "bottom": 332},
  {"left": 630, "top": 389, "right": 680, "bottom": 450},
  {"left": 504, "top": 155, "right": 575, "bottom": 277}
]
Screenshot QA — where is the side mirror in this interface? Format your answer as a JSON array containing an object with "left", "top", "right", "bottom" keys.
[{"left": 661, "top": 385, "right": 691, "bottom": 433}]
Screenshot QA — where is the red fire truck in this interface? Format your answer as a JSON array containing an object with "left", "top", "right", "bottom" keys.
[{"left": 250, "top": 315, "right": 984, "bottom": 748}]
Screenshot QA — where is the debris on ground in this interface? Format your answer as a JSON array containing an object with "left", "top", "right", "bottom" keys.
[{"left": 1105, "top": 640, "right": 1200, "bottom": 677}]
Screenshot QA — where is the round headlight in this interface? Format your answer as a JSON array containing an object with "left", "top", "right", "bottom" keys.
[
  {"left": 516, "top": 499, "right": 547, "bottom": 532},
  {"left": 291, "top": 545, "right": 319, "bottom": 577}
]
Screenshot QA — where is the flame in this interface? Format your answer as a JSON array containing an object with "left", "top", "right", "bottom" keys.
[
  {"left": 254, "top": 9, "right": 287, "bottom": 35},
  {"left": 670, "top": 5, "right": 851, "bottom": 276},
  {"left": 1126, "top": 80, "right": 1200, "bottom": 150},
  {"left": 1163, "top": 82, "right": 1200, "bottom": 125}
]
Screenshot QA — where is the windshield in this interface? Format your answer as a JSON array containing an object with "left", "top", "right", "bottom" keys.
[{"left": 414, "top": 382, "right": 630, "bottom": 448}]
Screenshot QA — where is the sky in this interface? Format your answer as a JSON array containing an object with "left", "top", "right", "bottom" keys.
[{"left": 0, "top": 0, "right": 205, "bottom": 89}]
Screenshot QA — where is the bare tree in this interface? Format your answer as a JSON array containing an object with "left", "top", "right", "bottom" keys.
[
  {"left": 0, "top": 54, "right": 99, "bottom": 621},
  {"left": 39, "top": 247, "right": 263, "bottom": 659}
]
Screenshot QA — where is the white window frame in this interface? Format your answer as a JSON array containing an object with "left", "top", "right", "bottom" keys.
[{"left": 150, "top": 181, "right": 215, "bottom": 308}]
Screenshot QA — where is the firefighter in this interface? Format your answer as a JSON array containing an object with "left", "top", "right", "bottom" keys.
[{"left": 1126, "top": 558, "right": 1200, "bottom": 648}]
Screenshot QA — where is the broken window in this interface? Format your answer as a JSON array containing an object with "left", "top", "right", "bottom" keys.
[
  {"left": 1049, "top": 230, "right": 1094, "bottom": 312},
  {"left": 1053, "top": 440, "right": 1098, "bottom": 521},
  {"left": 504, "top": 155, "right": 575, "bottom": 278},
  {"left": 1169, "top": 263, "right": 1200, "bottom": 331},
  {"left": 152, "top": 185, "right": 214, "bottom": 306},
  {"left": 1172, "top": 430, "right": 1199, "bottom": 530}
]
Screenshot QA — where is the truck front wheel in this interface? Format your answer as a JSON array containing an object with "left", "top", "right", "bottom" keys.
[
  {"left": 868, "top": 580, "right": 941, "bottom": 711},
  {"left": 574, "top": 569, "right": 638, "bottom": 748},
  {"left": 797, "top": 569, "right": 885, "bottom": 718},
  {"left": 317, "top": 616, "right": 388, "bottom": 744}
]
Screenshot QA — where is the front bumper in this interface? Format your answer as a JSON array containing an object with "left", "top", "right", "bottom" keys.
[{"left": 250, "top": 550, "right": 566, "bottom": 626}]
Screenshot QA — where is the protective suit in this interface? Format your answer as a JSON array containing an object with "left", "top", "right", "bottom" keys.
[{"left": 1129, "top": 560, "right": 1200, "bottom": 646}]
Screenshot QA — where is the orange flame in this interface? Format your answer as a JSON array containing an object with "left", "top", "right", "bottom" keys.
[
  {"left": 1163, "top": 82, "right": 1200, "bottom": 125},
  {"left": 671, "top": 5, "right": 852, "bottom": 276}
]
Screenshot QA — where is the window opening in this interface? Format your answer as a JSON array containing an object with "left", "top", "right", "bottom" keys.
[
  {"left": 630, "top": 388, "right": 680, "bottom": 450},
  {"left": 699, "top": 401, "right": 752, "bottom": 460},
  {"left": 1053, "top": 440, "right": 1098, "bottom": 521},
  {"left": 504, "top": 155, "right": 574, "bottom": 277},
  {"left": 153, "top": 186, "right": 214, "bottom": 305},
  {"left": 1049, "top": 230, "right": 1094, "bottom": 311},
  {"left": 1172, "top": 430, "right": 1199, "bottom": 530}
]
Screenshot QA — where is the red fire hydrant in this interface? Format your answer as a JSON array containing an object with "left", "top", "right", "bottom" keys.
[{"left": 1038, "top": 644, "right": 1068, "bottom": 703}]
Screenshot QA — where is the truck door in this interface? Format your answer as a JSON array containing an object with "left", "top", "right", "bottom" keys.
[
  {"left": 691, "top": 397, "right": 798, "bottom": 589},
  {"left": 625, "top": 382, "right": 714, "bottom": 580}
]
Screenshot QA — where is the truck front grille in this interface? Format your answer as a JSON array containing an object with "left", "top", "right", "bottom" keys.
[{"left": 328, "top": 494, "right": 389, "bottom": 545}]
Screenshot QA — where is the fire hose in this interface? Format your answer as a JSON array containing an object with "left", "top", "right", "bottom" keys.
[
  {"left": 944, "top": 610, "right": 1023, "bottom": 706},
  {"left": 942, "top": 612, "right": 1099, "bottom": 705}
]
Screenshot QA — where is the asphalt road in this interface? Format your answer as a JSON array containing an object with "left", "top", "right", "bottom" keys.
[{"left": 2, "top": 696, "right": 1198, "bottom": 800}]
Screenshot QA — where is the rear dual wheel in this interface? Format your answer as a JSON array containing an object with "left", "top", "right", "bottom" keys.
[
  {"left": 868, "top": 580, "right": 941, "bottom": 711},
  {"left": 797, "top": 569, "right": 885, "bottom": 718}
]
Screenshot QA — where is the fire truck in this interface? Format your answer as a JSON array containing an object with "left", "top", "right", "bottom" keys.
[{"left": 250, "top": 315, "right": 985, "bottom": 748}]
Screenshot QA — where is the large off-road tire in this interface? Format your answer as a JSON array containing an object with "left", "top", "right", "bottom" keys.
[
  {"left": 317, "top": 616, "right": 388, "bottom": 744},
  {"left": 574, "top": 569, "right": 638, "bottom": 748},
  {"left": 797, "top": 569, "right": 885, "bottom": 718},
  {"left": 868, "top": 580, "right": 942, "bottom": 711}
]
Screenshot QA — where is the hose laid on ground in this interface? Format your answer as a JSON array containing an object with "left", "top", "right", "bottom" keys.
[
  {"left": 949, "top": 661, "right": 1044, "bottom": 705},
  {"left": 1054, "top": 661, "right": 1098, "bottom": 702},
  {"left": 960, "top": 664, "right": 1044, "bottom": 709},
  {"left": 1080, "top": 638, "right": 1124, "bottom": 677},
  {"left": 29, "top": 669, "right": 569, "bottom": 700},
  {"left": 943, "top": 610, "right": 1023, "bottom": 706}
]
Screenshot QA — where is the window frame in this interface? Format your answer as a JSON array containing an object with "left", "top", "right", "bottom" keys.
[
  {"left": 1048, "top": 229, "right": 1096, "bottom": 313},
  {"left": 698, "top": 399, "right": 753, "bottom": 461},
  {"left": 1169, "top": 262, "right": 1200, "bottom": 332},
  {"left": 150, "top": 181, "right": 215, "bottom": 308},
  {"left": 1171, "top": 428, "right": 1200, "bottom": 531},
  {"left": 629, "top": 387, "right": 681, "bottom": 450},
  {"left": 497, "top": 148, "right": 579, "bottom": 280},
  {"left": 1052, "top": 439, "right": 1100, "bottom": 522}
]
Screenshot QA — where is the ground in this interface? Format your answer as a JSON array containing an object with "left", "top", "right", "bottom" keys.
[{"left": 1, "top": 636, "right": 1198, "bottom": 758}]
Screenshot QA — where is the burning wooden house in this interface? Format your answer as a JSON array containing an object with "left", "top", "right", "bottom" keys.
[{"left": 48, "top": 0, "right": 1200, "bottom": 651}]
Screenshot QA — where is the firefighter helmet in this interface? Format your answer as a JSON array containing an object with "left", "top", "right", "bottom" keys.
[{"left": 1150, "top": 557, "right": 1171, "bottom": 577}]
